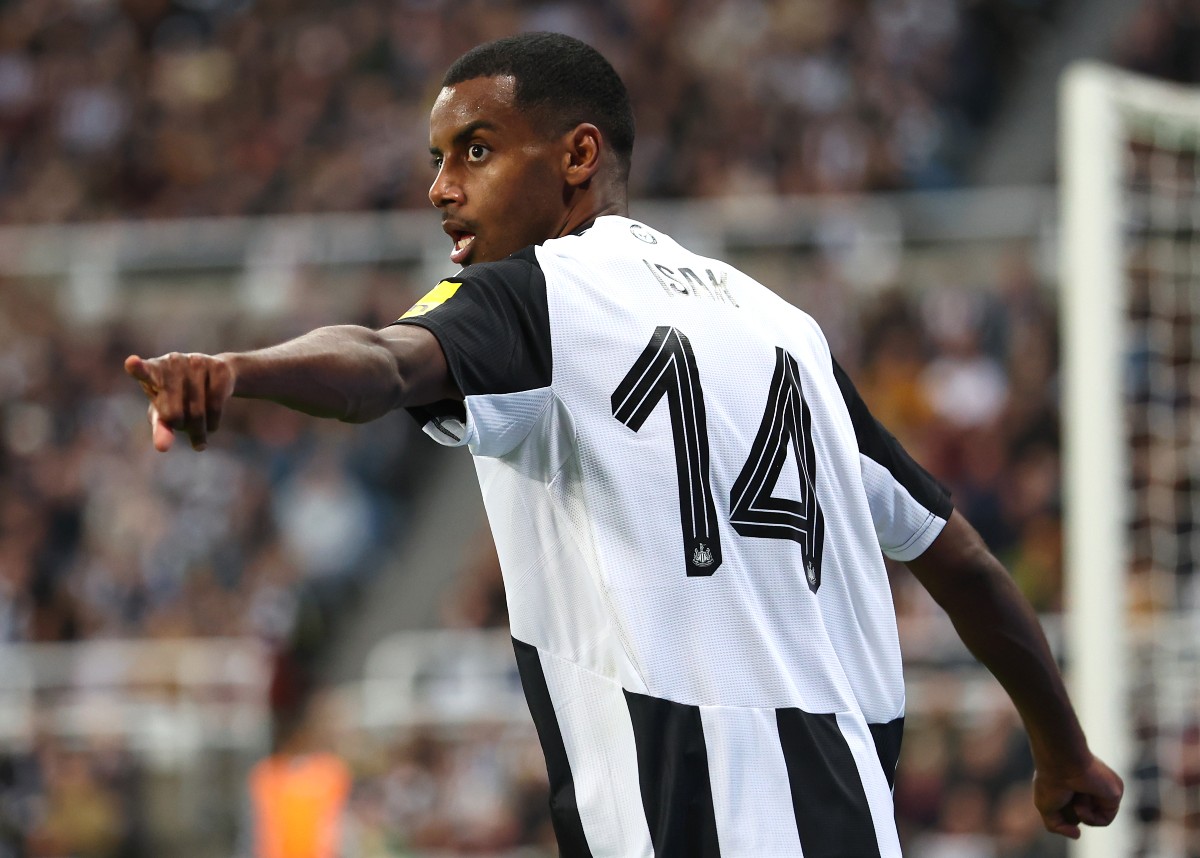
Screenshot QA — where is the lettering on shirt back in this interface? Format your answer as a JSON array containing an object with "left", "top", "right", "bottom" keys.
[{"left": 642, "top": 259, "right": 739, "bottom": 307}]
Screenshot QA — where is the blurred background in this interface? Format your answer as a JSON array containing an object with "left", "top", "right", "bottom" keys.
[{"left": 0, "top": 0, "right": 1197, "bottom": 855}]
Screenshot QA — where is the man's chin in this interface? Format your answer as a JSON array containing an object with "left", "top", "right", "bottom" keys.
[
  {"left": 462, "top": 245, "right": 504, "bottom": 266},
  {"left": 453, "top": 241, "right": 492, "bottom": 267},
  {"left": 451, "top": 238, "right": 523, "bottom": 267}
]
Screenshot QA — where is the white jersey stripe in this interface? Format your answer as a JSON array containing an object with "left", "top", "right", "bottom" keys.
[
  {"left": 538, "top": 647, "right": 654, "bottom": 858},
  {"left": 700, "top": 705, "right": 806, "bottom": 856},
  {"left": 511, "top": 638, "right": 593, "bottom": 855},
  {"left": 835, "top": 712, "right": 904, "bottom": 857}
]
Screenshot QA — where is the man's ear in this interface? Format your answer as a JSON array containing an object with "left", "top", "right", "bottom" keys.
[{"left": 563, "top": 123, "right": 603, "bottom": 187}]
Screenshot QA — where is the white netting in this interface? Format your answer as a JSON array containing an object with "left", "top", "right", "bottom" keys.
[{"left": 1120, "top": 103, "right": 1200, "bottom": 858}]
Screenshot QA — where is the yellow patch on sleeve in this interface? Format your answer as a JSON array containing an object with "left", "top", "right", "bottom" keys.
[{"left": 400, "top": 280, "right": 462, "bottom": 319}]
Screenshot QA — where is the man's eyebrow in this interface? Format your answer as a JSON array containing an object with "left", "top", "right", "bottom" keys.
[{"left": 429, "top": 120, "right": 498, "bottom": 154}]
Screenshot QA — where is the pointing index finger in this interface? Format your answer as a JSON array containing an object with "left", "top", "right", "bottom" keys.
[{"left": 124, "top": 355, "right": 156, "bottom": 388}]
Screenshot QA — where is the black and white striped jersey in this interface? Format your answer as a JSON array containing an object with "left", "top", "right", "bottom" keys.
[{"left": 396, "top": 216, "right": 952, "bottom": 858}]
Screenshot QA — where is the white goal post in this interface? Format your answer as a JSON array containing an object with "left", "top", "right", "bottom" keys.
[{"left": 1061, "top": 63, "right": 1200, "bottom": 858}]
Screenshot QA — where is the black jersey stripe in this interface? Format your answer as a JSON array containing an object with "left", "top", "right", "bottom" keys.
[
  {"left": 511, "top": 638, "right": 594, "bottom": 858},
  {"left": 623, "top": 689, "right": 722, "bottom": 858},
  {"left": 776, "top": 708, "right": 882, "bottom": 858},
  {"left": 869, "top": 717, "right": 905, "bottom": 791}
]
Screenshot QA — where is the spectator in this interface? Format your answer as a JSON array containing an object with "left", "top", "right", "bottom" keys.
[{"left": 0, "top": 0, "right": 1059, "bottom": 224}]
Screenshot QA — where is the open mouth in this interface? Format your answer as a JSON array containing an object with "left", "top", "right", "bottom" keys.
[{"left": 449, "top": 230, "right": 476, "bottom": 265}]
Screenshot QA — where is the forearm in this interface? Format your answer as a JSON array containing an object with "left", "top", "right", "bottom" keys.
[
  {"left": 943, "top": 560, "right": 1086, "bottom": 766},
  {"left": 223, "top": 325, "right": 407, "bottom": 422},
  {"left": 910, "top": 514, "right": 1090, "bottom": 773}
]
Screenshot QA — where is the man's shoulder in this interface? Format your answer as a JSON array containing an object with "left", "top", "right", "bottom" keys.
[{"left": 540, "top": 215, "right": 669, "bottom": 257}]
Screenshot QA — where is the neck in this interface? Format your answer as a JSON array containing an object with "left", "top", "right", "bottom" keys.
[{"left": 555, "top": 182, "right": 629, "bottom": 238}]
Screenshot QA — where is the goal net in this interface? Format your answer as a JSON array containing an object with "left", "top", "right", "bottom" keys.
[{"left": 1061, "top": 64, "right": 1200, "bottom": 858}]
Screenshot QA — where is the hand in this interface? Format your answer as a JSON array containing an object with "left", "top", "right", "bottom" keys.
[
  {"left": 124, "top": 353, "right": 236, "bottom": 452},
  {"left": 1033, "top": 754, "right": 1124, "bottom": 839}
]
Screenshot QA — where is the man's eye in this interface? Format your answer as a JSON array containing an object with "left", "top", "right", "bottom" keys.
[
  {"left": 467, "top": 144, "right": 488, "bottom": 161},
  {"left": 430, "top": 154, "right": 443, "bottom": 170}
]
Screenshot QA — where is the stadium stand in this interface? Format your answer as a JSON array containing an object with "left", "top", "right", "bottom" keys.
[
  {"left": 0, "top": 0, "right": 1062, "bottom": 225},
  {"left": 0, "top": 0, "right": 1195, "bottom": 854}
]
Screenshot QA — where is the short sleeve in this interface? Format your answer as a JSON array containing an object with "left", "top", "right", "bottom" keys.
[
  {"left": 392, "top": 249, "right": 552, "bottom": 397},
  {"left": 392, "top": 248, "right": 553, "bottom": 456},
  {"left": 832, "top": 358, "right": 953, "bottom": 561}
]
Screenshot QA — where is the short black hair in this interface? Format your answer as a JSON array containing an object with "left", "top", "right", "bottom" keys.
[{"left": 443, "top": 32, "right": 635, "bottom": 177}]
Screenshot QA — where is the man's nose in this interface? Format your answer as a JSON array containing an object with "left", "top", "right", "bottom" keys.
[{"left": 429, "top": 166, "right": 464, "bottom": 208}]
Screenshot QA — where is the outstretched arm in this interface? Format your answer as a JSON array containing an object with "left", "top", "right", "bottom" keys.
[
  {"left": 905, "top": 510, "right": 1124, "bottom": 839},
  {"left": 125, "top": 324, "right": 455, "bottom": 452}
]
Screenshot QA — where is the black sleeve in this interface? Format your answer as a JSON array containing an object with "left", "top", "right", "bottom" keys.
[
  {"left": 392, "top": 247, "right": 552, "bottom": 397},
  {"left": 831, "top": 357, "right": 953, "bottom": 520}
]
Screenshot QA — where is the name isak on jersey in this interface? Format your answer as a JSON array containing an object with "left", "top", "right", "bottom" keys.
[{"left": 642, "top": 260, "right": 739, "bottom": 307}]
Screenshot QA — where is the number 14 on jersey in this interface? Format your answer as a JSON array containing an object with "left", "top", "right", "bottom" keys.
[{"left": 611, "top": 326, "right": 826, "bottom": 590}]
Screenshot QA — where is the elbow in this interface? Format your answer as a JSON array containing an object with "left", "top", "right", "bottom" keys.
[
  {"left": 338, "top": 338, "right": 411, "bottom": 423},
  {"left": 352, "top": 323, "right": 455, "bottom": 418},
  {"left": 384, "top": 361, "right": 415, "bottom": 415},
  {"left": 341, "top": 377, "right": 408, "bottom": 424}
]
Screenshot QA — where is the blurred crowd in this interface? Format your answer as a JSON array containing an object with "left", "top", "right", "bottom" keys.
[
  {"left": 0, "top": 269, "right": 427, "bottom": 856},
  {"left": 0, "top": 273, "right": 421, "bottom": 648},
  {"left": 1117, "top": 0, "right": 1200, "bottom": 85},
  {"left": 344, "top": 723, "right": 557, "bottom": 857},
  {"left": 0, "top": 0, "right": 1065, "bottom": 224},
  {"left": 0, "top": 733, "right": 146, "bottom": 858},
  {"left": 1, "top": 0, "right": 1198, "bottom": 854}
]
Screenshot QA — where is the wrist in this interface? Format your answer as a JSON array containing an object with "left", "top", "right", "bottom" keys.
[
  {"left": 1030, "top": 734, "right": 1092, "bottom": 778},
  {"left": 215, "top": 352, "right": 245, "bottom": 397}
]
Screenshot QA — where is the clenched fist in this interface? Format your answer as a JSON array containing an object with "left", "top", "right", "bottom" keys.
[
  {"left": 1033, "top": 754, "right": 1124, "bottom": 839},
  {"left": 125, "top": 352, "right": 236, "bottom": 452}
]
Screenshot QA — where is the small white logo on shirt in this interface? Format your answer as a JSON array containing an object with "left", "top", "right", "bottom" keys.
[
  {"left": 692, "top": 543, "right": 715, "bottom": 568},
  {"left": 630, "top": 223, "right": 658, "bottom": 244}
]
